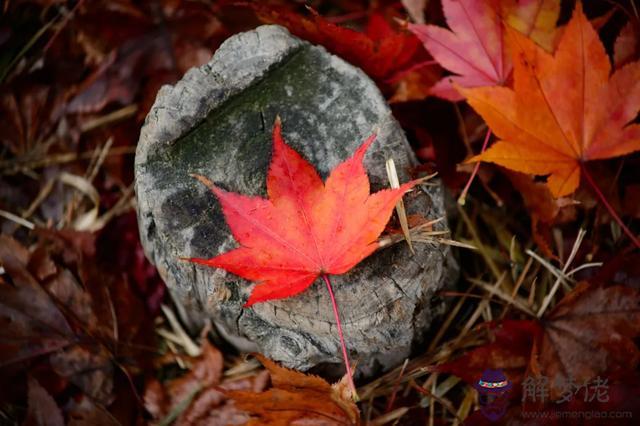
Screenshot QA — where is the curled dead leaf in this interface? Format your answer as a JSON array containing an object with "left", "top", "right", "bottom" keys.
[{"left": 227, "top": 354, "right": 360, "bottom": 426}]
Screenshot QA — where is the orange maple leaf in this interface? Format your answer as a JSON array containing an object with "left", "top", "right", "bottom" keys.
[
  {"left": 461, "top": 3, "right": 640, "bottom": 198},
  {"left": 188, "top": 118, "right": 416, "bottom": 307}
]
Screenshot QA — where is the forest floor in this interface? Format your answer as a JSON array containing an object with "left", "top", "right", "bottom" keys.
[{"left": 1, "top": 1, "right": 639, "bottom": 425}]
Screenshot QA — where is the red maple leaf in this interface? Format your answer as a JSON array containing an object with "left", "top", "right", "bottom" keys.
[
  {"left": 188, "top": 118, "right": 417, "bottom": 307},
  {"left": 250, "top": 4, "right": 425, "bottom": 84},
  {"left": 186, "top": 118, "right": 418, "bottom": 398}
]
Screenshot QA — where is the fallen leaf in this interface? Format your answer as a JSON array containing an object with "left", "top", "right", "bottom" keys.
[
  {"left": 67, "top": 395, "right": 121, "bottom": 426},
  {"left": 462, "top": 3, "right": 640, "bottom": 197},
  {"left": 97, "top": 212, "right": 165, "bottom": 314},
  {"left": 614, "top": 20, "right": 639, "bottom": 68},
  {"left": 187, "top": 118, "right": 417, "bottom": 306},
  {"left": 504, "top": 0, "right": 559, "bottom": 51},
  {"left": 441, "top": 282, "right": 640, "bottom": 401},
  {"left": 50, "top": 345, "right": 115, "bottom": 403},
  {"left": 144, "top": 340, "right": 269, "bottom": 426},
  {"left": 68, "top": 0, "right": 228, "bottom": 115},
  {"left": 252, "top": 5, "right": 425, "bottom": 85},
  {"left": 408, "top": 0, "right": 560, "bottom": 100},
  {"left": 0, "top": 235, "right": 73, "bottom": 366},
  {"left": 531, "top": 282, "right": 640, "bottom": 398},
  {"left": 593, "top": 252, "right": 640, "bottom": 290},
  {"left": 436, "top": 320, "right": 538, "bottom": 387},
  {"left": 167, "top": 340, "right": 224, "bottom": 402},
  {"left": 228, "top": 354, "right": 360, "bottom": 425},
  {"left": 388, "top": 66, "right": 441, "bottom": 103},
  {"left": 0, "top": 84, "right": 66, "bottom": 156},
  {"left": 66, "top": 35, "right": 170, "bottom": 114},
  {"left": 23, "top": 377, "right": 65, "bottom": 426},
  {"left": 0, "top": 231, "right": 154, "bottom": 420}
]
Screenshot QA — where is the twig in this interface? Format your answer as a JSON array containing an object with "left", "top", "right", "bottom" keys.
[
  {"left": 378, "top": 217, "right": 476, "bottom": 251},
  {"left": 0, "top": 17, "right": 56, "bottom": 83},
  {"left": 160, "top": 304, "right": 201, "bottom": 357},
  {"left": 457, "top": 204, "right": 504, "bottom": 282},
  {"left": 456, "top": 273, "right": 506, "bottom": 342},
  {"left": 0, "top": 209, "right": 35, "bottom": 230},
  {"left": 467, "top": 277, "right": 535, "bottom": 316},
  {"left": 428, "top": 293, "right": 467, "bottom": 352},
  {"left": 158, "top": 385, "right": 202, "bottom": 426},
  {"left": 42, "top": 0, "right": 86, "bottom": 53},
  {"left": 22, "top": 180, "right": 55, "bottom": 219},
  {"left": 386, "top": 158, "right": 414, "bottom": 253},
  {"left": 86, "top": 137, "right": 114, "bottom": 182},
  {"left": 499, "top": 256, "right": 534, "bottom": 319},
  {"left": 370, "top": 407, "right": 410, "bottom": 426},
  {"left": 1, "top": 146, "right": 135, "bottom": 174},
  {"left": 454, "top": 387, "right": 476, "bottom": 425},
  {"left": 453, "top": 102, "right": 472, "bottom": 156},
  {"left": 565, "top": 262, "right": 603, "bottom": 276},
  {"left": 410, "top": 380, "right": 462, "bottom": 422},
  {"left": 385, "top": 359, "right": 409, "bottom": 412},
  {"left": 526, "top": 249, "right": 574, "bottom": 286},
  {"left": 80, "top": 104, "right": 138, "bottom": 133},
  {"left": 536, "top": 229, "right": 587, "bottom": 317}
]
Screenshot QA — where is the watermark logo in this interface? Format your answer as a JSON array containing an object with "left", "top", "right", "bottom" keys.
[
  {"left": 522, "top": 375, "right": 609, "bottom": 404},
  {"left": 519, "top": 374, "right": 632, "bottom": 421},
  {"left": 474, "top": 369, "right": 512, "bottom": 421},
  {"left": 472, "top": 372, "right": 632, "bottom": 421}
]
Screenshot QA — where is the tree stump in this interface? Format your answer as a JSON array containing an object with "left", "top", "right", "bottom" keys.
[{"left": 135, "top": 25, "right": 457, "bottom": 376}]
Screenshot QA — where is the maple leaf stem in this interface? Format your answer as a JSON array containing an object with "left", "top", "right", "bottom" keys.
[
  {"left": 458, "top": 128, "right": 492, "bottom": 206},
  {"left": 581, "top": 164, "right": 640, "bottom": 249},
  {"left": 322, "top": 274, "right": 359, "bottom": 401}
]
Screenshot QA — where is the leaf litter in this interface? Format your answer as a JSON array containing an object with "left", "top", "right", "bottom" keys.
[{"left": 1, "top": 0, "right": 640, "bottom": 424}]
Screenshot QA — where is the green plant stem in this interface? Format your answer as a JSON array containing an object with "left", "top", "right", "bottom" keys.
[
  {"left": 581, "top": 163, "right": 640, "bottom": 249},
  {"left": 322, "top": 274, "right": 358, "bottom": 401},
  {"left": 458, "top": 128, "right": 492, "bottom": 205}
]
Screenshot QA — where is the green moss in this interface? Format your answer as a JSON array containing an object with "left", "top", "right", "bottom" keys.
[{"left": 145, "top": 43, "right": 367, "bottom": 196}]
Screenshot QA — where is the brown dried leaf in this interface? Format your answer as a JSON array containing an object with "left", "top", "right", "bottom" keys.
[
  {"left": 531, "top": 282, "right": 640, "bottom": 399},
  {"left": 0, "top": 236, "right": 73, "bottom": 366},
  {"left": 167, "top": 340, "right": 224, "bottom": 402},
  {"left": 0, "top": 85, "right": 64, "bottom": 156},
  {"left": 144, "top": 340, "right": 267, "bottom": 425},
  {"left": 176, "top": 370, "right": 270, "bottom": 426},
  {"left": 0, "top": 231, "right": 154, "bottom": 416},
  {"left": 228, "top": 354, "right": 360, "bottom": 426},
  {"left": 50, "top": 345, "right": 114, "bottom": 404},
  {"left": 614, "top": 21, "right": 639, "bottom": 68},
  {"left": 23, "top": 377, "right": 65, "bottom": 426},
  {"left": 67, "top": 395, "right": 121, "bottom": 426}
]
